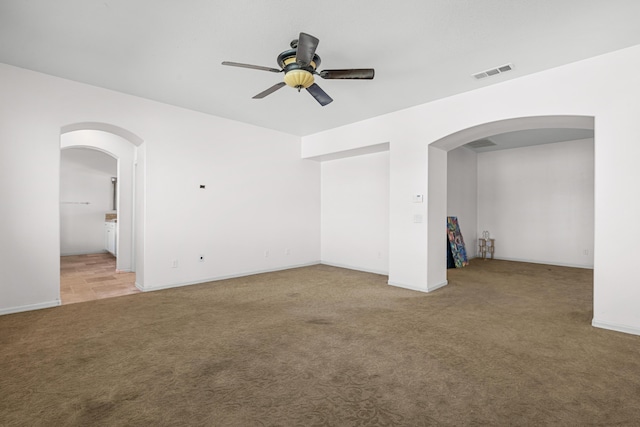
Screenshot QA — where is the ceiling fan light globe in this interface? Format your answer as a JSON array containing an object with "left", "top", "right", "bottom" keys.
[{"left": 284, "top": 69, "right": 314, "bottom": 89}]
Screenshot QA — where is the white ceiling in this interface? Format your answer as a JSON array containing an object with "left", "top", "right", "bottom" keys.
[
  {"left": 464, "top": 128, "right": 594, "bottom": 152},
  {"left": 1, "top": 1, "right": 639, "bottom": 136}
]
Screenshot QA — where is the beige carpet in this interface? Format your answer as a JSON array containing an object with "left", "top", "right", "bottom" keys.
[{"left": 2, "top": 259, "right": 640, "bottom": 426}]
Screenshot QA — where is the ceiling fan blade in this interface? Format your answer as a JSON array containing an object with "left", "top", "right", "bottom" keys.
[
  {"left": 319, "top": 69, "right": 375, "bottom": 79},
  {"left": 306, "top": 83, "right": 333, "bottom": 106},
  {"left": 222, "top": 61, "right": 282, "bottom": 73},
  {"left": 296, "top": 32, "right": 319, "bottom": 67},
  {"left": 252, "top": 82, "right": 287, "bottom": 99}
]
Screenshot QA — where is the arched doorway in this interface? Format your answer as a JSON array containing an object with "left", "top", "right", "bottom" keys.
[
  {"left": 426, "top": 115, "right": 594, "bottom": 288},
  {"left": 59, "top": 123, "right": 145, "bottom": 303}
]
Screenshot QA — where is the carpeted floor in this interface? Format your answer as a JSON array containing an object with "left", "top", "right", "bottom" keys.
[{"left": 1, "top": 259, "right": 639, "bottom": 426}]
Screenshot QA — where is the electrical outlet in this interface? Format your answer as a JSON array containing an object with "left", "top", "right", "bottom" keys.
[
  {"left": 285, "top": 248, "right": 290, "bottom": 256},
  {"left": 583, "top": 249, "right": 589, "bottom": 256},
  {"left": 172, "top": 259, "right": 178, "bottom": 268},
  {"left": 264, "top": 250, "right": 269, "bottom": 258}
]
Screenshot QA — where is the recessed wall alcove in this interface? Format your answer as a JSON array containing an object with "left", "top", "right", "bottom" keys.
[{"left": 426, "top": 115, "right": 595, "bottom": 290}]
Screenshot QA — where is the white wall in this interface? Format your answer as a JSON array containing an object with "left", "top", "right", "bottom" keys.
[
  {"left": 321, "top": 151, "right": 389, "bottom": 275},
  {"left": 144, "top": 122, "right": 319, "bottom": 290},
  {"left": 0, "top": 62, "right": 320, "bottom": 314},
  {"left": 447, "top": 146, "right": 478, "bottom": 259},
  {"left": 477, "top": 139, "right": 594, "bottom": 267},
  {"left": 302, "top": 44, "right": 640, "bottom": 336},
  {"left": 60, "top": 147, "right": 116, "bottom": 255},
  {"left": 134, "top": 142, "right": 146, "bottom": 287}
]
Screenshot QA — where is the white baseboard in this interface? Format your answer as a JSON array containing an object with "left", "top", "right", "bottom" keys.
[
  {"left": 388, "top": 281, "right": 428, "bottom": 293},
  {"left": 138, "top": 261, "right": 321, "bottom": 292},
  {"left": 491, "top": 256, "right": 594, "bottom": 269},
  {"left": 388, "top": 280, "right": 449, "bottom": 293},
  {"left": 592, "top": 318, "right": 640, "bottom": 336},
  {"left": 319, "top": 261, "right": 389, "bottom": 276},
  {"left": 0, "top": 300, "right": 61, "bottom": 316},
  {"left": 427, "top": 280, "right": 449, "bottom": 292}
]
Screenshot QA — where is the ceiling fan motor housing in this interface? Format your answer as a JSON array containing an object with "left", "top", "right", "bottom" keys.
[{"left": 277, "top": 48, "right": 321, "bottom": 89}]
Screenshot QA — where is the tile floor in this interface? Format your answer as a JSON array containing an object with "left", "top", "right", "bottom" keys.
[{"left": 60, "top": 253, "right": 140, "bottom": 304}]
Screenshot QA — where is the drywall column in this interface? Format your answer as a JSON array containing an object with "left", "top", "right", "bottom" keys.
[
  {"left": 591, "top": 111, "right": 640, "bottom": 334},
  {"left": 386, "top": 136, "right": 429, "bottom": 292},
  {"left": 134, "top": 142, "right": 146, "bottom": 288},
  {"left": 426, "top": 146, "right": 448, "bottom": 291}
]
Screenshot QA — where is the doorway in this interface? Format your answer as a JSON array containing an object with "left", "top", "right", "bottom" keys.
[
  {"left": 428, "top": 116, "right": 595, "bottom": 287},
  {"left": 59, "top": 123, "right": 145, "bottom": 303},
  {"left": 59, "top": 146, "right": 139, "bottom": 304}
]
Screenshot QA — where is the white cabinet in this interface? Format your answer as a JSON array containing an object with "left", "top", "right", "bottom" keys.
[{"left": 105, "top": 222, "right": 117, "bottom": 256}]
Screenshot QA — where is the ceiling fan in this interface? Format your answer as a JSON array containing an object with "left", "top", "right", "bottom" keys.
[{"left": 222, "top": 32, "right": 375, "bottom": 106}]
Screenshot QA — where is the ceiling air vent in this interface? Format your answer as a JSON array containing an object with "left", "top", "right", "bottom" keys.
[
  {"left": 473, "top": 63, "right": 513, "bottom": 80},
  {"left": 467, "top": 139, "right": 497, "bottom": 148}
]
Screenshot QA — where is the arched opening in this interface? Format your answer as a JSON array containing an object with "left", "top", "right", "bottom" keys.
[
  {"left": 59, "top": 123, "right": 145, "bottom": 304},
  {"left": 426, "top": 115, "right": 594, "bottom": 290}
]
